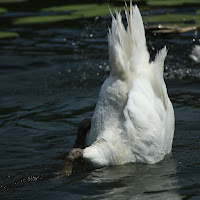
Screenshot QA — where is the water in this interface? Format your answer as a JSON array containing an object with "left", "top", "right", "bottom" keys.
[{"left": 0, "top": 1, "right": 200, "bottom": 199}]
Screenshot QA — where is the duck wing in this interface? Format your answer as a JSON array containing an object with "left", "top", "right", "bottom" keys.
[{"left": 123, "top": 46, "right": 174, "bottom": 164}]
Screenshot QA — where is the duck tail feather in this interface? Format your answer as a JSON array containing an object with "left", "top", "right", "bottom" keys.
[{"left": 108, "top": 2, "right": 149, "bottom": 80}]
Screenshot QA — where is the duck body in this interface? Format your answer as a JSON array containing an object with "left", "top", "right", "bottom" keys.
[{"left": 83, "top": 4, "right": 175, "bottom": 167}]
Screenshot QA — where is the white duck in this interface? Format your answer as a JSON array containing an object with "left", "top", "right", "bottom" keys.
[
  {"left": 63, "top": 3, "right": 175, "bottom": 174},
  {"left": 190, "top": 45, "right": 200, "bottom": 63}
]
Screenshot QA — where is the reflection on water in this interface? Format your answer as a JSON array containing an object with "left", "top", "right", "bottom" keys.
[{"left": 85, "top": 155, "right": 181, "bottom": 200}]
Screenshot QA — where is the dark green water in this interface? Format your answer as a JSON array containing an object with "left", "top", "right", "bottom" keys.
[{"left": 0, "top": 1, "right": 200, "bottom": 199}]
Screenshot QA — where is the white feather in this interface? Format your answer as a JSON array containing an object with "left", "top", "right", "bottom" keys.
[{"left": 83, "top": 3, "right": 175, "bottom": 167}]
